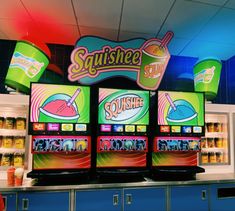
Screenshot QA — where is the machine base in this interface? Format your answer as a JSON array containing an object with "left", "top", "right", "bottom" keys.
[
  {"left": 27, "top": 169, "right": 90, "bottom": 185},
  {"left": 150, "top": 166, "right": 205, "bottom": 181}
]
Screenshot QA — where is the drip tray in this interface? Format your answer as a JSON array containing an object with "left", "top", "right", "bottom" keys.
[
  {"left": 28, "top": 170, "right": 90, "bottom": 186},
  {"left": 96, "top": 169, "right": 149, "bottom": 183},
  {"left": 150, "top": 166, "right": 205, "bottom": 181}
]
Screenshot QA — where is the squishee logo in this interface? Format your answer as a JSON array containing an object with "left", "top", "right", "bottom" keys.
[
  {"left": 68, "top": 46, "right": 141, "bottom": 79},
  {"left": 104, "top": 94, "right": 144, "bottom": 121},
  {"left": 99, "top": 89, "right": 149, "bottom": 125},
  {"left": 194, "top": 66, "right": 215, "bottom": 85},
  {"left": 68, "top": 33, "right": 173, "bottom": 90},
  {"left": 10, "top": 52, "right": 45, "bottom": 78}
]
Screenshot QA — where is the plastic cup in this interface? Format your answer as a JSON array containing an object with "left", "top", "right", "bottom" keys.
[
  {"left": 193, "top": 59, "right": 222, "bottom": 101},
  {"left": 207, "top": 138, "right": 215, "bottom": 148},
  {"left": 201, "top": 152, "right": 208, "bottom": 164},
  {"left": 14, "top": 168, "right": 24, "bottom": 186},
  {"left": 5, "top": 40, "right": 51, "bottom": 93},
  {"left": 138, "top": 40, "right": 168, "bottom": 90},
  {"left": 215, "top": 138, "right": 223, "bottom": 148},
  {"left": 206, "top": 122, "right": 214, "bottom": 132},
  {"left": 15, "top": 177, "right": 23, "bottom": 186},
  {"left": 7, "top": 167, "right": 15, "bottom": 186},
  {"left": 216, "top": 152, "right": 223, "bottom": 163},
  {"left": 209, "top": 152, "right": 216, "bottom": 163}
]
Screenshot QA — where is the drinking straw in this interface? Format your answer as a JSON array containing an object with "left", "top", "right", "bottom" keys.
[
  {"left": 67, "top": 88, "right": 81, "bottom": 107},
  {"left": 160, "top": 31, "right": 174, "bottom": 47},
  {"left": 165, "top": 93, "right": 177, "bottom": 111}
]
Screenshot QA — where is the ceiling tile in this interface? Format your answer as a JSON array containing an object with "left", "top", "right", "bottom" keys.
[
  {"left": 21, "top": 0, "right": 76, "bottom": 24},
  {"left": 224, "top": 0, "right": 235, "bottom": 9},
  {"left": 0, "top": 19, "right": 35, "bottom": 41},
  {"left": 74, "top": 0, "right": 122, "bottom": 29},
  {"left": 80, "top": 26, "right": 118, "bottom": 41},
  {"left": 179, "top": 39, "right": 235, "bottom": 60},
  {"left": 189, "top": 0, "right": 228, "bottom": 6},
  {"left": 120, "top": 0, "right": 174, "bottom": 34},
  {"left": 159, "top": 0, "right": 220, "bottom": 39},
  {"left": 0, "top": 30, "right": 8, "bottom": 40},
  {"left": 0, "top": 0, "right": 31, "bottom": 20},
  {"left": 34, "top": 23, "right": 79, "bottom": 45},
  {"left": 119, "top": 31, "right": 155, "bottom": 41},
  {"left": 0, "top": 19, "right": 78, "bottom": 45},
  {"left": 195, "top": 8, "right": 235, "bottom": 45}
]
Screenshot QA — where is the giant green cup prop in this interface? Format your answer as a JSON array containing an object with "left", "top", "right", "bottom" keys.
[
  {"left": 193, "top": 59, "right": 222, "bottom": 101},
  {"left": 5, "top": 40, "right": 50, "bottom": 93}
]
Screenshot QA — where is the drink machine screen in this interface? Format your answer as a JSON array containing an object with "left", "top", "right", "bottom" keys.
[
  {"left": 97, "top": 88, "right": 149, "bottom": 169},
  {"left": 157, "top": 90, "right": 204, "bottom": 132},
  {"left": 29, "top": 83, "right": 91, "bottom": 171},
  {"left": 29, "top": 83, "right": 90, "bottom": 134}
]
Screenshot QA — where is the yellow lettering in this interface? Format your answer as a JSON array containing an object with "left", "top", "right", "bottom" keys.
[
  {"left": 132, "top": 52, "right": 141, "bottom": 65},
  {"left": 115, "top": 48, "right": 124, "bottom": 64},
  {"left": 85, "top": 55, "right": 97, "bottom": 75},
  {"left": 71, "top": 49, "right": 85, "bottom": 74},
  {"left": 124, "top": 51, "right": 132, "bottom": 64},
  {"left": 109, "top": 51, "right": 116, "bottom": 64}
]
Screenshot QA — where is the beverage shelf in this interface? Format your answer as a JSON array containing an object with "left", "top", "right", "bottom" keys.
[{"left": 0, "top": 129, "right": 26, "bottom": 136}]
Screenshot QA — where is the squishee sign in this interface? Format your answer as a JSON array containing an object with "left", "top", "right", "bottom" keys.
[
  {"left": 68, "top": 32, "right": 173, "bottom": 90},
  {"left": 98, "top": 88, "right": 149, "bottom": 125}
]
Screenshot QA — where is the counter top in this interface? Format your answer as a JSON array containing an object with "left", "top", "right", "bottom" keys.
[{"left": 1, "top": 173, "right": 235, "bottom": 192}]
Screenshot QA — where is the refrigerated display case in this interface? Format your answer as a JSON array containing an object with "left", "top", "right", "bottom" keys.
[
  {"left": 199, "top": 103, "right": 235, "bottom": 174},
  {"left": 0, "top": 94, "right": 30, "bottom": 178}
]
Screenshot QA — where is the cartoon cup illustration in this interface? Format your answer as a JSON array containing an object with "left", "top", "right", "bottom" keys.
[
  {"left": 138, "top": 32, "right": 173, "bottom": 90},
  {"left": 165, "top": 93, "right": 198, "bottom": 126},
  {"left": 39, "top": 88, "right": 80, "bottom": 123}
]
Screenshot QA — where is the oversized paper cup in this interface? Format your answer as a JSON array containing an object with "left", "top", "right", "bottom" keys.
[
  {"left": 138, "top": 40, "right": 168, "bottom": 90},
  {"left": 193, "top": 59, "right": 222, "bottom": 101},
  {"left": 5, "top": 40, "right": 50, "bottom": 93}
]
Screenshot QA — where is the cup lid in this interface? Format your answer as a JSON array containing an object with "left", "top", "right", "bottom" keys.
[{"left": 20, "top": 35, "right": 51, "bottom": 59}]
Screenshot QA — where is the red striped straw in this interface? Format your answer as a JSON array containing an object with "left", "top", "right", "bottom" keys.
[{"left": 160, "top": 31, "right": 174, "bottom": 47}]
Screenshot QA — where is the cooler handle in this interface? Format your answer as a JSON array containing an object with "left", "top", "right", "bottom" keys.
[
  {"left": 22, "top": 198, "right": 29, "bottom": 210},
  {"left": 113, "top": 194, "right": 119, "bottom": 206},
  {"left": 126, "top": 194, "right": 132, "bottom": 205},
  {"left": 201, "top": 190, "right": 207, "bottom": 200}
]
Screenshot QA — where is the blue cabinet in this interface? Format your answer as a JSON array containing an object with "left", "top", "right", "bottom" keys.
[
  {"left": 18, "top": 191, "right": 70, "bottom": 211},
  {"left": 1, "top": 192, "right": 17, "bottom": 211},
  {"left": 75, "top": 189, "right": 122, "bottom": 211},
  {"left": 170, "top": 185, "right": 209, "bottom": 211},
  {"left": 124, "top": 187, "right": 166, "bottom": 211},
  {"left": 210, "top": 183, "right": 235, "bottom": 211},
  {"left": 75, "top": 187, "right": 166, "bottom": 211}
]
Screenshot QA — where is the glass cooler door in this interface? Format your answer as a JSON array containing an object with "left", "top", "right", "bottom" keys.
[
  {"left": 0, "top": 94, "right": 30, "bottom": 173},
  {"left": 200, "top": 113, "right": 229, "bottom": 166}
]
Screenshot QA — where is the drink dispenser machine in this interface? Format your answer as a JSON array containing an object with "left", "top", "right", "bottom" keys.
[
  {"left": 27, "top": 83, "right": 91, "bottom": 183},
  {"left": 151, "top": 91, "right": 205, "bottom": 180}
]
